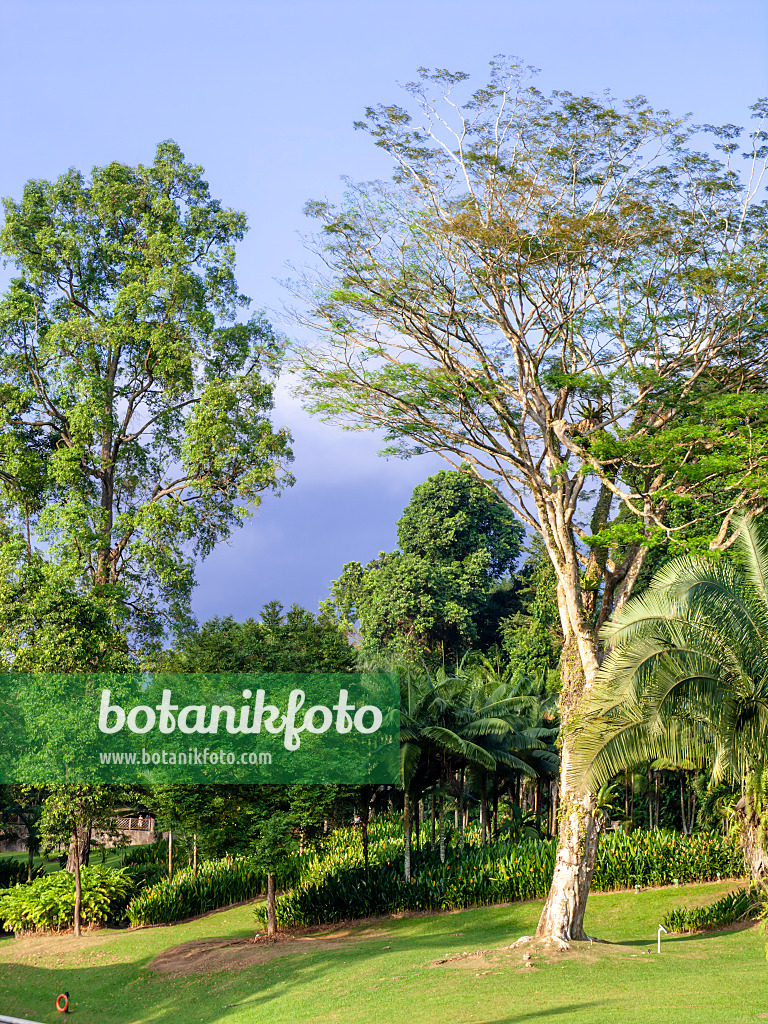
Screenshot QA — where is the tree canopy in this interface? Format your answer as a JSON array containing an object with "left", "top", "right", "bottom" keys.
[
  {"left": 292, "top": 57, "right": 768, "bottom": 941},
  {"left": 330, "top": 468, "right": 524, "bottom": 664},
  {"left": 0, "top": 141, "right": 293, "bottom": 648}
]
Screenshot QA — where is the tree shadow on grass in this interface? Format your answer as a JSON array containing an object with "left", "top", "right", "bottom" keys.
[
  {"left": 0, "top": 914, "right": 601, "bottom": 1024},
  {"left": 495, "top": 1010, "right": 610, "bottom": 1023},
  {"left": 619, "top": 920, "right": 759, "bottom": 948}
]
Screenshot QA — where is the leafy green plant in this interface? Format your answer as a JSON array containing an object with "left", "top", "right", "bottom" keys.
[
  {"left": 253, "top": 821, "right": 744, "bottom": 929},
  {"left": 0, "top": 859, "right": 43, "bottom": 888},
  {"left": 663, "top": 887, "right": 758, "bottom": 933},
  {"left": 0, "top": 866, "right": 133, "bottom": 934},
  {"left": 126, "top": 857, "right": 298, "bottom": 926}
]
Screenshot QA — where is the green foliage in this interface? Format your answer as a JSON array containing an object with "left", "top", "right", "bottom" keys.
[
  {"left": 330, "top": 468, "right": 523, "bottom": 665},
  {"left": 0, "top": 553, "right": 132, "bottom": 671},
  {"left": 501, "top": 540, "right": 563, "bottom": 684},
  {"left": 0, "top": 865, "right": 133, "bottom": 933},
  {"left": 0, "top": 141, "right": 293, "bottom": 648},
  {"left": 396, "top": 469, "right": 524, "bottom": 576},
  {"left": 253, "top": 819, "right": 743, "bottom": 928},
  {"left": 40, "top": 786, "right": 125, "bottom": 852},
  {"left": 575, "top": 514, "right": 768, "bottom": 790},
  {"left": 663, "top": 887, "right": 758, "bottom": 933},
  {"left": 0, "top": 859, "right": 43, "bottom": 888},
  {"left": 126, "top": 857, "right": 296, "bottom": 926},
  {"left": 163, "top": 601, "right": 356, "bottom": 674}
]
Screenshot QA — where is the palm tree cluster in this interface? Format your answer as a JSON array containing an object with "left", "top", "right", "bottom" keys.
[{"left": 398, "top": 656, "right": 559, "bottom": 878}]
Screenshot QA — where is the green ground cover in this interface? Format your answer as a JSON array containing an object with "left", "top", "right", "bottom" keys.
[
  {"left": 0, "top": 850, "right": 132, "bottom": 874},
  {"left": 0, "top": 879, "right": 763, "bottom": 1024}
]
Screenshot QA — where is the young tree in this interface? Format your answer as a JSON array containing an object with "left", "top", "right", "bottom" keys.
[
  {"left": 292, "top": 60, "right": 768, "bottom": 941},
  {"left": 40, "top": 785, "right": 121, "bottom": 937},
  {"left": 0, "top": 141, "right": 293, "bottom": 648}
]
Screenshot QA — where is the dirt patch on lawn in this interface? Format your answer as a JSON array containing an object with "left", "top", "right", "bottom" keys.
[{"left": 150, "top": 921, "right": 392, "bottom": 977}]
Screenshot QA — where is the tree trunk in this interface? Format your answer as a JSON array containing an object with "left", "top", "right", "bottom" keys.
[
  {"left": 362, "top": 819, "right": 369, "bottom": 877},
  {"left": 72, "top": 828, "right": 82, "bottom": 938},
  {"left": 480, "top": 780, "right": 487, "bottom": 844},
  {"left": 66, "top": 821, "right": 91, "bottom": 872},
  {"left": 736, "top": 796, "right": 768, "bottom": 882},
  {"left": 266, "top": 873, "right": 276, "bottom": 938},
  {"left": 535, "top": 737, "right": 600, "bottom": 943},
  {"left": 403, "top": 790, "right": 411, "bottom": 881},
  {"left": 430, "top": 792, "right": 436, "bottom": 852},
  {"left": 493, "top": 779, "right": 499, "bottom": 841},
  {"left": 193, "top": 833, "right": 198, "bottom": 872},
  {"left": 168, "top": 830, "right": 173, "bottom": 880},
  {"left": 630, "top": 773, "right": 634, "bottom": 827},
  {"left": 535, "top": 619, "right": 601, "bottom": 943},
  {"left": 439, "top": 793, "right": 445, "bottom": 863},
  {"left": 679, "top": 773, "right": 688, "bottom": 835},
  {"left": 459, "top": 768, "right": 466, "bottom": 852}
]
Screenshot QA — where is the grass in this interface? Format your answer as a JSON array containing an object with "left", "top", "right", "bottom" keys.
[
  {"left": 0, "top": 879, "right": 764, "bottom": 1024},
  {"left": 0, "top": 846, "right": 152, "bottom": 874}
]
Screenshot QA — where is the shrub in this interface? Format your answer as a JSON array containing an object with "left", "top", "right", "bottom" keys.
[
  {"left": 254, "top": 824, "right": 745, "bottom": 930},
  {"left": 126, "top": 857, "right": 299, "bottom": 926},
  {"left": 0, "top": 859, "right": 43, "bottom": 888},
  {"left": 0, "top": 867, "right": 134, "bottom": 934},
  {"left": 663, "top": 887, "right": 759, "bottom": 933}
]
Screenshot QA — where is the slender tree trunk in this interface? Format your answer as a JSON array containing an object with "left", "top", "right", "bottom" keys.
[
  {"left": 630, "top": 773, "right": 634, "bottom": 828},
  {"left": 648, "top": 766, "right": 653, "bottom": 830},
  {"left": 27, "top": 841, "right": 33, "bottom": 883},
  {"left": 459, "top": 768, "right": 466, "bottom": 852},
  {"left": 439, "top": 793, "right": 445, "bottom": 864},
  {"left": 654, "top": 771, "right": 660, "bottom": 829},
  {"left": 266, "top": 873, "right": 276, "bottom": 938},
  {"left": 403, "top": 791, "right": 411, "bottom": 881},
  {"left": 679, "top": 773, "right": 688, "bottom": 835},
  {"left": 493, "top": 779, "right": 499, "bottom": 841},
  {"left": 193, "top": 833, "right": 198, "bottom": 872},
  {"left": 66, "top": 821, "right": 91, "bottom": 872},
  {"left": 430, "top": 792, "right": 436, "bottom": 852},
  {"left": 362, "top": 819, "right": 369, "bottom": 877},
  {"left": 480, "top": 779, "right": 487, "bottom": 845},
  {"left": 168, "top": 830, "right": 173, "bottom": 880},
  {"left": 72, "top": 828, "right": 82, "bottom": 938},
  {"left": 624, "top": 769, "right": 629, "bottom": 819}
]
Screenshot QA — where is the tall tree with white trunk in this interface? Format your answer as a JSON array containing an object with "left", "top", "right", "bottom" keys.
[{"left": 291, "top": 58, "right": 768, "bottom": 941}]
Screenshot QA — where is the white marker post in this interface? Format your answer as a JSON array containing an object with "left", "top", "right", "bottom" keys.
[{"left": 657, "top": 923, "right": 668, "bottom": 953}]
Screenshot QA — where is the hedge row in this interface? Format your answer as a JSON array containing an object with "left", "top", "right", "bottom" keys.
[
  {"left": 254, "top": 828, "right": 744, "bottom": 929},
  {"left": 126, "top": 857, "right": 298, "bottom": 926}
]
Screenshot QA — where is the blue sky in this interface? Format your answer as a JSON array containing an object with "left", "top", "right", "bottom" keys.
[{"left": 1, "top": 1, "right": 766, "bottom": 625}]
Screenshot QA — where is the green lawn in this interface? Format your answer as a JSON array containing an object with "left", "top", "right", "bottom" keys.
[
  {"left": 0, "top": 880, "right": 764, "bottom": 1024},
  {"left": 0, "top": 847, "right": 150, "bottom": 874}
]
